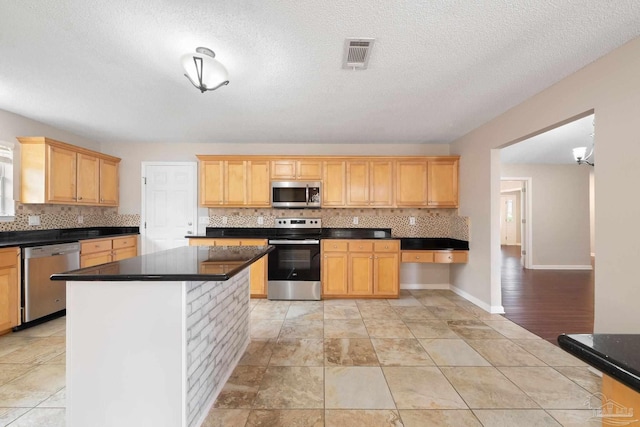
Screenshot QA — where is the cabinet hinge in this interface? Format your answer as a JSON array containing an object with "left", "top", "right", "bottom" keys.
[
  {"left": 143, "top": 177, "right": 147, "bottom": 185},
  {"left": 144, "top": 222, "right": 147, "bottom": 229}
]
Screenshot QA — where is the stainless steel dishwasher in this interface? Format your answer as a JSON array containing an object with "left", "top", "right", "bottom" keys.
[{"left": 22, "top": 242, "right": 80, "bottom": 323}]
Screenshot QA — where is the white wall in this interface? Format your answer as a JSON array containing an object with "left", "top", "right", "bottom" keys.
[
  {"left": 450, "top": 36, "right": 640, "bottom": 332},
  {"left": 502, "top": 164, "right": 591, "bottom": 268},
  {"left": 102, "top": 142, "right": 450, "bottom": 214}
]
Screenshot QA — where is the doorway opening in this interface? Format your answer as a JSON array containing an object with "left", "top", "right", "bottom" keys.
[{"left": 497, "top": 113, "right": 595, "bottom": 342}]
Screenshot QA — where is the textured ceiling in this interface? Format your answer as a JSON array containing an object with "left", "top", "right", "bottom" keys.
[
  {"left": 0, "top": 1, "right": 639, "bottom": 145},
  {"left": 501, "top": 114, "right": 595, "bottom": 164}
]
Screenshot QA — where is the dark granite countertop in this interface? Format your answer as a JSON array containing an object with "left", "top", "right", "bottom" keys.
[
  {"left": 558, "top": 334, "right": 640, "bottom": 393},
  {"left": 197, "top": 227, "right": 468, "bottom": 250},
  {"left": 0, "top": 227, "right": 139, "bottom": 248},
  {"left": 400, "top": 238, "right": 469, "bottom": 250},
  {"left": 51, "top": 245, "right": 274, "bottom": 282}
]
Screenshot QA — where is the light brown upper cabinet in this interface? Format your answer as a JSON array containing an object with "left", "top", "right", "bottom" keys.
[
  {"left": 427, "top": 158, "right": 459, "bottom": 207},
  {"left": 346, "top": 160, "right": 393, "bottom": 207},
  {"left": 18, "top": 137, "right": 120, "bottom": 206},
  {"left": 198, "top": 156, "right": 270, "bottom": 207},
  {"left": 322, "top": 160, "right": 346, "bottom": 207},
  {"left": 271, "top": 159, "right": 322, "bottom": 180},
  {"left": 396, "top": 159, "right": 428, "bottom": 206},
  {"left": 396, "top": 157, "right": 459, "bottom": 208}
]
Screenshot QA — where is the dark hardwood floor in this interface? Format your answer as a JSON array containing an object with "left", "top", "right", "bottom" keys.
[{"left": 501, "top": 245, "right": 594, "bottom": 344}]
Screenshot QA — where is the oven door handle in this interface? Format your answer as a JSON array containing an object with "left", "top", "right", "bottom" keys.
[
  {"left": 268, "top": 239, "right": 320, "bottom": 245},
  {"left": 305, "top": 184, "right": 309, "bottom": 205}
]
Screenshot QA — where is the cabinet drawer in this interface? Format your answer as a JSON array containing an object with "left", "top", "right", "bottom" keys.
[
  {"left": 81, "top": 251, "right": 112, "bottom": 268},
  {"left": 240, "top": 239, "right": 267, "bottom": 246},
  {"left": 0, "top": 248, "right": 18, "bottom": 268},
  {"left": 214, "top": 239, "right": 242, "bottom": 246},
  {"left": 374, "top": 240, "right": 399, "bottom": 252},
  {"left": 348, "top": 241, "right": 374, "bottom": 252},
  {"left": 401, "top": 251, "right": 434, "bottom": 263},
  {"left": 323, "top": 241, "right": 348, "bottom": 252},
  {"left": 434, "top": 251, "right": 468, "bottom": 263},
  {"left": 81, "top": 239, "right": 112, "bottom": 255},
  {"left": 112, "top": 236, "right": 136, "bottom": 249},
  {"left": 189, "top": 238, "right": 217, "bottom": 246},
  {"left": 113, "top": 247, "right": 137, "bottom": 261}
]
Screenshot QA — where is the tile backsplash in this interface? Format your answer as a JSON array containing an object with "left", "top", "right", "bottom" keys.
[
  {"left": 207, "top": 207, "right": 469, "bottom": 241},
  {"left": 0, "top": 203, "right": 140, "bottom": 231},
  {"left": 0, "top": 203, "right": 469, "bottom": 242}
]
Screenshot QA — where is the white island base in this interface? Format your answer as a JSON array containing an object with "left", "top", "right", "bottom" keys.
[{"left": 66, "top": 269, "right": 251, "bottom": 427}]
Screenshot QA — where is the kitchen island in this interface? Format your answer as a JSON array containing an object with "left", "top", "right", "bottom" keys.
[{"left": 51, "top": 245, "right": 273, "bottom": 427}]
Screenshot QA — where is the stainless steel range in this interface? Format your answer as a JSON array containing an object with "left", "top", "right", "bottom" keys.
[{"left": 267, "top": 218, "right": 321, "bottom": 300}]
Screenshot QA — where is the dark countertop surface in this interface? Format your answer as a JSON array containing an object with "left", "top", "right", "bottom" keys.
[
  {"left": 558, "top": 334, "right": 640, "bottom": 393},
  {"left": 0, "top": 227, "right": 139, "bottom": 248},
  {"left": 51, "top": 245, "right": 274, "bottom": 282},
  {"left": 196, "top": 227, "right": 468, "bottom": 250}
]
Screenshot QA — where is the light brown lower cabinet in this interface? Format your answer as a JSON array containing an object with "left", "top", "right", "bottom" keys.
[
  {"left": 400, "top": 250, "right": 468, "bottom": 264},
  {"left": 0, "top": 247, "right": 20, "bottom": 333},
  {"left": 322, "top": 239, "right": 399, "bottom": 298},
  {"left": 80, "top": 235, "right": 138, "bottom": 268},
  {"left": 188, "top": 238, "right": 268, "bottom": 298}
]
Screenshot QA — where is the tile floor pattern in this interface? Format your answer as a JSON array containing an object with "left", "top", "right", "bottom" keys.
[{"left": 0, "top": 290, "right": 602, "bottom": 426}]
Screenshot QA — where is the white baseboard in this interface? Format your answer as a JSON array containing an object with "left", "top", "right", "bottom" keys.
[
  {"left": 450, "top": 285, "right": 505, "bottom": 314},
  {"left": 530, "top": 265, "right": 593, "bottom": 270},
  {"left": 401, "top": 283, "right": 450, "bottom": 290}
]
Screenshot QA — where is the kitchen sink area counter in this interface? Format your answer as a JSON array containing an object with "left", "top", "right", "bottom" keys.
[{"left": 51, "top": 245, "right": 273, "bottom": 427}]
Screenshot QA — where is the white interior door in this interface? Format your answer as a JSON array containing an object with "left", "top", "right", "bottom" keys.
[
  {"left": 141, "top": 162, "right": 197, "bottom": 255},
  {"left": 500, "top": 195, "right": 517, "bottom": 245}
]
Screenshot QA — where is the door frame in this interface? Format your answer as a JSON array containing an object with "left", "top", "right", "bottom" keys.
[
  {"left": 140, "top": 161, "right": 198, "bottom": 255},
  {"left": 501, "top": 177, "right": 532, "bottom": 269}
]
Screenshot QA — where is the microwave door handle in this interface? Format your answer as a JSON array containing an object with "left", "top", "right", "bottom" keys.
[{"left": 306, "top": 184, "right": 309, "bottom": 205}]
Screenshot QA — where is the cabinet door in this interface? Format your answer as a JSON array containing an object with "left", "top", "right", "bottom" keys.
[
  {"left": 76, "top": 153, "right": 100, "bottom": 204},
  {"left": 225, "top": 161, "right": 247, "bottom": 205},
  {"left": 346, "top": 161, "right": 369, "bottom": 206},
  {"left": 47, "top": 145, "right": 77, "bottom": 203},
  {"left": 374, "top": 253, "right": 399, "bottom": 296},
  {"left": 297, "top": 160, "right": 322, "bottom": 180},
  {"left": 322, "top": 161, "right": 346, "bottom": 207},
  {"left": 247, "top": 161, "right": 270, "bottom": 206},
  {"left": 200, "top": 160, "right": 224, "bottom": 206},
  {"left": 0, "top": 248, "right": 20, "bottom": 331},
  {"left": 322, "top": 252, "right": 348, "bottom": 296},
  {"left": 189, "top": 238, "right": 217, "bottom": 246},
  {"left": 369, "top": 161, "right": 394, "bottom": 206},
  {"left": 396, "top": 160, "right": 428, "bottom": 207},
  {"left": 99, "top": 158, "right": 119, "bottom": 206},
  {"left": 250, "top": 256, "right": 267, "bottom": 297},
  {"left": 271, "top": 160, "right": 297, "bottom": 179},
  {"left": 348, "top": 253, "right": 373, "bottom": 295},
  {"left": 428, "top": 159, "right": 458, "bottom": 207}
]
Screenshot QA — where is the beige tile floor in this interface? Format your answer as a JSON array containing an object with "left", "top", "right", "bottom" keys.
[{"left": 0, "top": 290, "right": 602, "bottom": 426}]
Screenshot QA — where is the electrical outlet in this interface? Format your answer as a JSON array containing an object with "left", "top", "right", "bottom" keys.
[
  {"left": 257, "top": 216, "right": 264, "bottom": 225},
  {"left": 222, "top": 216, "right": 228, "bottom": 225},
  {"left": 28, "top": 215, "right": 40, "bottom": 226},
  {"left": 198, "top": 216, "right": 210, "bottom": 225},
  {"left": 409, "top": 217, "right": 416, "bottom": 225},
  {"left": 352, "top": 216, "right": 359, "bottom": 225},
  {"left": 77, "top": 215, "right": 84, "bottom": 224}
]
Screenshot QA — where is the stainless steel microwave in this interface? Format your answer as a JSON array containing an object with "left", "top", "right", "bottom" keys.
[{"left": 271, "top": 181, "right": 321, "bottom": 208}]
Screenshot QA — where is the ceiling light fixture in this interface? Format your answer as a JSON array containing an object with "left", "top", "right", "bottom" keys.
[
  {"left": 573, "top": 147, "right": 594, "bottom": 166},
  {"left": 573, "top": 123, "right": 595, "bottom": 166},
  {"left": 182, "top": 47, "right": 229, "bottom": 93}
]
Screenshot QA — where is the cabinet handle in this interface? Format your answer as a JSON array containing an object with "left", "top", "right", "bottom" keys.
[
  {"left": 415, "top": 255, "right": 420, "bottom": 259},
  {"left": 78, "top": 196, "right": 82, "bottom": 200},
  {"left": 95, "top": 244, "right": 100, "bottom": 248},
  {"left": 359, "top": 245, "right": 363, "bottom": 249},
  {"left": 384, "top": 245, "right": 389, "bottom": 249},
  {"left": 333, "top": 245, "right": 337, "bottom": 249}
]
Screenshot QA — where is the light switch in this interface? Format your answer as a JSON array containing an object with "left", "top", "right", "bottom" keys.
[
  {"left": 409, "top": 217, "right": 416, "bottom": 225},
  {"left": 222, "top": 216, "right": 228, "bottom": 225},
  {"left": 257, "top": 216, "right": 264, "bottom": 225},
  {"left": 77, "top": 215, "right": 84, "bottom": 224},
  {"left": 28, "top": 215, "right": 40, "bottom": 226},
  {"left": 352, "top": 217, "right": 359, "bottom": 225}
]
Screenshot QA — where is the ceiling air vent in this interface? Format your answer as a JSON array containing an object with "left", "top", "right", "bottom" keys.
[{"left": 343, "top": 38, "right": 375, "bottom": 70}]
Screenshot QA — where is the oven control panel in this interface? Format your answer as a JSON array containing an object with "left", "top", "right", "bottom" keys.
[{"left": 275, "top": 218, "right": 322, "bottom": 228}]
